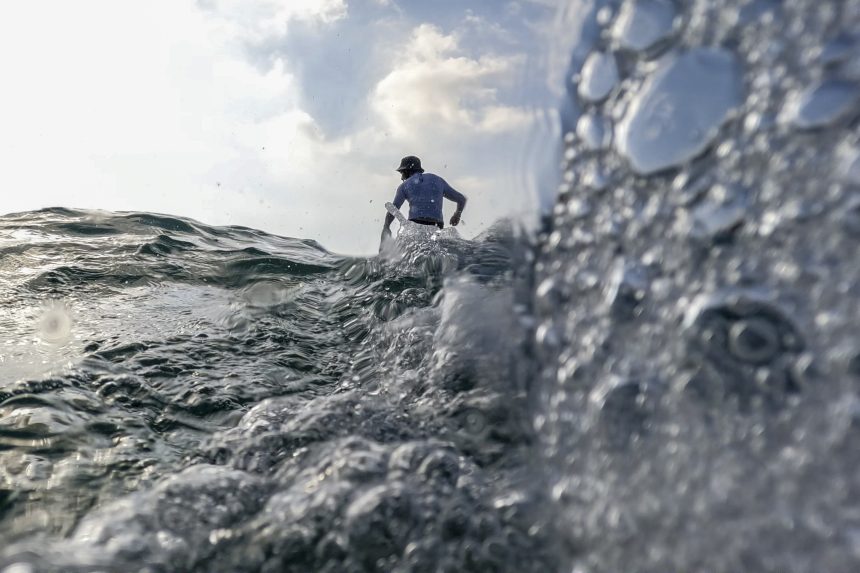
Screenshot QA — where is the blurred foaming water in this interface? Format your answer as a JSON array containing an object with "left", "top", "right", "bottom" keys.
[
  {"left": 1, "top": 0, "right": 859, "bottom": 571},
  {"left": 536, "top": 0, "right": 860, "bottom": 571}
]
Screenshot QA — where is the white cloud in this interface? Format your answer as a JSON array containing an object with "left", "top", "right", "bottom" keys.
[
  {"left": 200, "top": 0, "right": 348, "bottom": 39},
  {"left": 372, "top": 25, "right": 533, "bottom": 138}
]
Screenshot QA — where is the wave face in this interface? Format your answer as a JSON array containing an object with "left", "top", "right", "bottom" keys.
[
  {"left": 2, "top": 0, "right": 860, "bottom": 572},
  {"left": 0, "top": 209, "right": 549, "bottom": 571}
]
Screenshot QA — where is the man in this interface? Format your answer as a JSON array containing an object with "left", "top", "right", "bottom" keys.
[{"left": 381, "top": 155, "right": 467, "bottom": 242}]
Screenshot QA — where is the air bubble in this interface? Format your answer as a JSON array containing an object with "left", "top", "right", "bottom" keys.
[
  {"left": 597, "top": 379, "right": 657, "bottom": 447},
  {"left": 820, "top": 34, "right": 859, "bottom": 67},
  {"left": 583, "top": 167, "right": 609, "bottom": 192},
  {"left": 567, "top": 198, "right": 593, "bottom": 220},
  {"left": 576, "top": 113, "right": 611, "bottom": 150},
  {"left": 611, "top": 0, "right": 676, "bottom": 53},
  {"left": 689, "top": 192, "right": 747, "bottom": 242},
  {"left": 605, "top": 260, "right": 649, "bottom": 318},
  {"left": 458, "top": 408, "right": 488, "bottom": 435},
  {"left": 843, "top": 197, "right": 860, "bottom": 236},
  {"left": 616, "top": 48, "right": 743, "bottom": 174},
  {"left": 728, "top": 318, "right": 781, "bottom": 364},
  {"left": 838, "top": 143, "right": 860, "bottom": 184},
  {"left": 738, "top": 0, "right": 781, "bottom": 24},
  {"left": 596, "top": 6, "right": 614, "bottom": 26},
  {"left": 685, "top": 290, "right": 804, "bottom": 366},
  {"left": 781, "top": 79, "right": 860, "bottom": 129},
  {"left": 577, "top": 51, "right": 619, "bottom": 102}
]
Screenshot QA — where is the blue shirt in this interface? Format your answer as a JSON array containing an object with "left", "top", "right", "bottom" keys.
[{"left": 392, "top": 173, "right": 466, "bottom": 223}]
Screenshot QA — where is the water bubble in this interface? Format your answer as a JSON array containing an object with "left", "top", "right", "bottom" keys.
[
  {"left": 596, "top": 6, "right": 614, "bottom": 26},
  {"left": 838, "top": 53, "right": 860, "bottom": 81},
  {"left": 685, "top": 290, "right": 804, "bottom": 366},
  {"left": 848, "top": 352, "right": 860, "bottom": 379},
  {"left": 582, "top": 164, "right": 609, "bottom": 192},
  {"left": 820, "top": 34, "right": 859, "bottom": 67},
  {"left": 682, "top": 290, "right": 808, "bottom": 406},
  {"left": 459, "top": 408, "right": 488, "bottom": 435},
  {"left": 604, "top": 259, "right": 649, "bottom": 318},
  {"left": 596, "top": 379, "right": 658, "bottom": 447},
  {"left": 617, "top": 48, "right": 743, "bottom": 175},
  {"left": 843, "top": 197, "right": 860, "bottom": 236},
  {"left": 689, "top": 187, "right": 748, "bottom": 242},
  {"left": 838, "top": 143, "right": 860, "bottom": 184},
  {"left": 416, "top": 450, "right": 461, "bottom": 487},
  {"left": 576, "top": 113, "right": 611, "bottom": 150},
  {"left": 567, "top": 198, "right": 593, "bottom": 220},
  {"left": 36, "top": 301, "right": 73, "bottom": 344},
  {"left": 577, "top": 51, "right": 619, "bottom": 102},
  {"left": 344, "top": 484, "right": 416, "bottom": 563},
  {"left": 738, "top": 0, "right": 781, "bottom": 24},
  {"left": 611, "top": 0, "right": 676, "bottom": 53},
  {"left": 781, "top": 79, "right": 860, "bottom": 129},
  {"left": 728, "top": 318, "right": 781, "bottom": 365}
]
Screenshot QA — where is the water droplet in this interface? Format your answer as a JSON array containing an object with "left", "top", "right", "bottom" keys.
[
  {"left": 616, "top": 48, "right": 743, "bottom": 175},
  {"left": 576, "top": 113, "right": 611, "bottom": 150},
  {"left": 567, "top": 197, "right": 593, "bottom": 220},
  {"left": 781, "top": 79, "right": 860, "bottom": 129},
  {"left": 596, "top": 6, "right": 614, "bottom": 26},
  {"left": 611, "top": 0, "right": 676, "bottom": 53},
  {"left": 37, "top": 302, "right": 73, "bottom": 344},
  {"left": 577, "top": 51, "right": 619, "bottom": 102}
]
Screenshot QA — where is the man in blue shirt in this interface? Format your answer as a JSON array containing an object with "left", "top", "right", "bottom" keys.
[{"left": 381, "top": 155, "right": 467, "bottom": 242}]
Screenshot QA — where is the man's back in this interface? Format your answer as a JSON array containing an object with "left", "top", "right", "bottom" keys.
[{"left": 393, "top": 172, "right": 466, "bottom": 223}]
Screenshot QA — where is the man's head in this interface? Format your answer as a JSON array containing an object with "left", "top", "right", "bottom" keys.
[{"left": 396, "top": 155, "right": 424, "bottom": 180}]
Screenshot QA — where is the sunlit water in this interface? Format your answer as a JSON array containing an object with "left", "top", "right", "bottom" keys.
[{"left": 3, "top": 0, "right": 860, "bottom": 572}]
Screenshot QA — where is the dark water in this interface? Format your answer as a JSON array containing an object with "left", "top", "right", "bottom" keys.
[
  {"left": 3, "top": 0, "right": 860, "bottom": 572},
  {"left": 1, "top": 210, "right": 548, "bottom": 572}
]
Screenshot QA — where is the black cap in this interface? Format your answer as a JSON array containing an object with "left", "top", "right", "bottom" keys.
[{"left": 396, "top": 155, "right": 424, "bottom": 173}]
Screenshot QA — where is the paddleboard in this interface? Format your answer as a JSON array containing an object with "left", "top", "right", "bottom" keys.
[{"left": 384, "top": 202, "right": 409, "bottom": 226}]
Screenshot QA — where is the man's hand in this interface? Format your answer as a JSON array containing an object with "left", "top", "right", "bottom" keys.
[
  {"left": 379, "top": 227, "right": 392, "bottom": 253},
  {"left": 449, "top": 212, "right": 462, "bottom": 227}
]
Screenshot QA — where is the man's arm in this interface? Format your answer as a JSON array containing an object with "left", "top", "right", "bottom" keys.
[
  {"left": 381, "top": 212, "right": 395, "bottom": 240},
  {"left": 442, "top": 181, "right": 467, "bottom": 226},
  {"left": 381, "top": 185, "right": 406, "bottom": 241}
]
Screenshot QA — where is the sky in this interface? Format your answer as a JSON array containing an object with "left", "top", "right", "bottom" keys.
[{"left": 0, "top": 0, "right": 559, "bottom": 254}]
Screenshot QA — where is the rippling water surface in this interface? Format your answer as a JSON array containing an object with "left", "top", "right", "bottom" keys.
[
  {"left": 3, "top": 0, "right": 860, "bottom": 571},
  {"left": 1, "top": 209, "right": 546, "bottom": 572}
]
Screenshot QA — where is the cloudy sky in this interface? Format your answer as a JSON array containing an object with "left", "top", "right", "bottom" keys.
[{"left": 0, "top": 0, "right": 559, "bottom": 254}]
